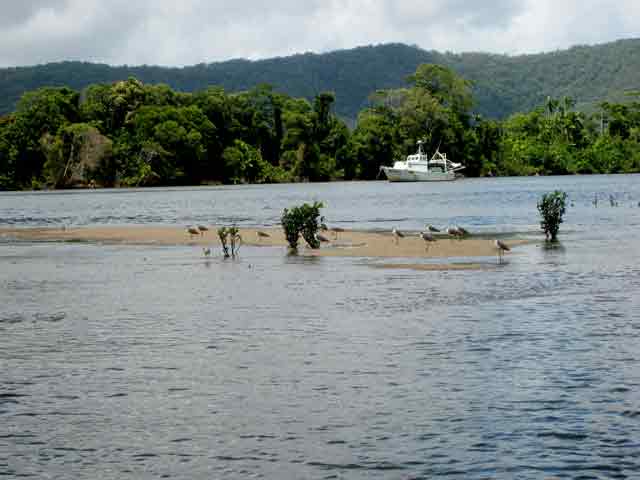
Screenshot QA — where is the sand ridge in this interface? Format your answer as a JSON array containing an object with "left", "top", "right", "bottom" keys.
[{"left": 0, "top": 225, "right": 528, "bottom": 260}]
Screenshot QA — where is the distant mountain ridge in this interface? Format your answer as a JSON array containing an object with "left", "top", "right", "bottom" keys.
[{"left": 1, "top": 39, "right": 639, "bottom": 120}]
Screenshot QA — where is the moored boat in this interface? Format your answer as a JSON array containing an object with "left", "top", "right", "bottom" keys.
[{"left": 380, "top": 141, "right": 465, "bottom": 182}]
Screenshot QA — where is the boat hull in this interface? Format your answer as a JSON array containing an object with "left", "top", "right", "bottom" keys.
[{"left": 381, "top": 167, "right": 458, "bottom": 182}]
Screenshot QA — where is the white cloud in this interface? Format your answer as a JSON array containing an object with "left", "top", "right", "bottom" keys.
[{"left": 0, "top": 0, "right": 637, "bottom": 67}]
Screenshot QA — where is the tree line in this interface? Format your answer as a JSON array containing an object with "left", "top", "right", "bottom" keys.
[
  {"left": 3, "top": 40, "right": 640, "bottom": 121},
  {"left": 1, "top": 64, "right": 639, "bottom": 190}
]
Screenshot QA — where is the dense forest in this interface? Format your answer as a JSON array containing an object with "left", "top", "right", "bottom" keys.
[
  {"left": 1, "top": 39, "right": 640, "bottom": 121},
  {"left": 1, "top": 62, "right": 639, "bottom": 190}
]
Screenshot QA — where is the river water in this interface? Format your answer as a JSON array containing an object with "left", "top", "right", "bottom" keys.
[{"left": 2, "top": 176, "right": 640, "bottom": 479}]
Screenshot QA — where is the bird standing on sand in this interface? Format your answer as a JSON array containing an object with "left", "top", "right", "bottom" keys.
[
  {"left": 456, "top": 226, "right": 470, "bottom": 237},
  {"left": 330, "top": 226, "right": 345, "bottom": 239},
  {"left": 392, "top": 228, "right": 405, "bottom": 244},
  {"left": 197, "top": 225, "right": 209, "bottom": 235},
  {"left": 426, "top": 224, "right": 440, "bottom": 233},
  {"left": 187, "top": 226, "right": 200, "bottom": 238},
  {"left": 495, "top": 239, "right": 510, "bottom": 264},
  {"left": 419, "top": 231, "right": 436, "bottom": 251},
  {"left": 315, "top": 232, "right": 330, "bottom": 244},
  {"left": 256, "top": 230, "right": 271, "bottom": 241},
  {"left": 447, "top": 226, "right": 462, "bottom": 240}
]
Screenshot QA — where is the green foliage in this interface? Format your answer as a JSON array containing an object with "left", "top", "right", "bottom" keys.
[
  {"left": 217, "top": 226, "right": 242, "bottom": 258},
  {"left": 40, "top": 122, "right": 111, "bottom": 188},
  {"left": 370, "top": 63, "right": 475, "bottom": 176},
  {"left": 217, "top": 227, "right": 231, "bottom": 258},
  {"left": 3, "top": 58, "right": 640, "bottom": 190},
  {"left": 281, "top": 201, "right": 324, "bottom": 251},
  {"left": 5, "top": 40, "right": 640, "bottom": 123},
  {"left": 126, "top": 104, "right": 216, "bottom": 184},
  {"left": 0, "top": 116, "right": 16, "bottom": 190},
  {"left": 537, "top": 191, "right": 568, "bottom": 241},
  {"left": 406, "top": 63, "right": 473, "bottom": 116},
  {"left": 348, "top": 106, "right": 397, "bottom": 179},
  {"left": 10, "top": 87, "right": 80, "bottom": 187},
  {"left": 498, "top": 95, "right": 640, "bottom": 176}
]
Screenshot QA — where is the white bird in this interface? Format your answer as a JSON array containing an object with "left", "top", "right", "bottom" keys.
[
  {"left": 197, "top": 225, "right": 209, "bottom": 235},
  {"left": 419, "top": 231, "right": 436, "bottom": 251},
  {"left": 495, "top": 239, "right": 510, "bottom": 264},
  {"left": 202, "top": 247, "right": 211, "bottom": 257},
  {"left": 426, "top": 224, "right": 440, "bottom": 233},
  {"left": 392, "top": 228, "right": 405, "bottom": 244},
  {"left": 256, "top": 230, "right": 271, "bottom": 241}
]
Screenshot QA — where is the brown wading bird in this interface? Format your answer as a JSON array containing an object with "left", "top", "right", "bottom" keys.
[
  {"left": 447, "top": 226, "right": 462, "bottom": 240},
  {"left": 457, "top": 226, "right": 470, "bottom": 236},
  {"left": 197, "top": 225, "right": 209, "bottom": 235},
  {"left": 330, "top": 226, "right": 345, "bottom": 239},
  {"left": 419, "top": 231, "right": 436, "bottom": 251},
  {"left": 187, "top": 226, "right": 200, "bottom": 238},
  {"left": 392, "top": 228, "right": 405, "bottom": 244},
  {"left": 256, "top": 230, "right": 271, "bottom": 241},
  {"left": 315, "top": 232, "right": 330, "bottom": 244},
  {"left": 495, "top": 239, "right": 510, "bottom": 264}
]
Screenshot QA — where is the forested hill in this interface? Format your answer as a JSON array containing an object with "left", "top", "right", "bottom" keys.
[{"left": 1, "top": 38, "right": 639, "bottom": 120}]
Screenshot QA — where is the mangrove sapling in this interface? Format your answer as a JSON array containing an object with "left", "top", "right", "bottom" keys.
[
  {"left": 227, "top": 226, "right": 242, "bottom": 258},
  {"left": 537, "top": 190, "right": 567, "bottom": 242},
  {"left": 281, "top": 209, "right": 300, "bottom": 250},
  {"left": 281, "top": 201, "right": 324, "bottom": 251},
  {"left": 217, "top": 226, "right": 242, "bottom": 258},
  {"left": 217, "top": 227, "right": 230, "bottom": 257}
]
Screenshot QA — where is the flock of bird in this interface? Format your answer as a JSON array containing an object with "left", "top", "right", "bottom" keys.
[
  {"left": 392, "top": 224, "right": 467, "bottom": 245},
  {"left": 184, "top": 193, "right": 637, "bottom": 264},
  {"left": 184, "top": 224, "right": 213, "bottom": 256},
  {"left": 186, "top": 224, "right": 209, "bottom": 238},
  {"left": 188, "top": 221, "right": 511, "bottom": 263},
  {"left": 320, "top": 223, "right": 345, "bottom": 239},
  {"left": 392, "top": 224, "right": 510, "bottom": 263}
]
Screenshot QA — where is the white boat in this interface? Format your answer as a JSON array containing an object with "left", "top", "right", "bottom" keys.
[{"left": 380, "top": 141, "right": 465, "bottom": 182}]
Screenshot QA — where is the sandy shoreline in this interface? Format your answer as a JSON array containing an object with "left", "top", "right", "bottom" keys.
[{"left": 0, "top": 225, "right": 528, "bottom": 262}]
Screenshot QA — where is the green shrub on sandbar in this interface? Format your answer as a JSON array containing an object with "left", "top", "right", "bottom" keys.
[
  {"left": 281, "top": 201, "right": 324, "bottom": 251},
  {"left": 537, "top": 190, "right": 567, "bottom": 242},
  {"left": 217, "top": 225, "right": 242, "bottom": 258}
]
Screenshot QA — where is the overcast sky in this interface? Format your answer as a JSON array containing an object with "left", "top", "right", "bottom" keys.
[{"left": 1, "top": 0, "right": 638, "bottom": 67}]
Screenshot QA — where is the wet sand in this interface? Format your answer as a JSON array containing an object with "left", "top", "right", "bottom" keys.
[{"left": 0, "top": 225, "right": 528, "bottom": 263}]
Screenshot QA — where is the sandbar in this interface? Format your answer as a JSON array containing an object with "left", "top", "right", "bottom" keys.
[{"left": 0, "top": 225, "right": 528, "bottom": 262}]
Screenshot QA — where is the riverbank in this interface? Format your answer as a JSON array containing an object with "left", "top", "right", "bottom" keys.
[{"left": 0, "top": 225, "right": 528, "bottom": 260}]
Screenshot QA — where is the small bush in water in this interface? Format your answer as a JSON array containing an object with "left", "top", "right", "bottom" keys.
[
  {"left": 281, "top": 201, "right": 324, "bottom": 251},
  {"left": 217, "top": 226, "right": 242, "bottom": 257},
  {"left": 537, "top": 191, "right": 567, "bottom": 242}
]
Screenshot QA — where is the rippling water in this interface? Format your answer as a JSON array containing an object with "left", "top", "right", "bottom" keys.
[{"left": 2, "top": 176, "right": 640, "bottom": 479}]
